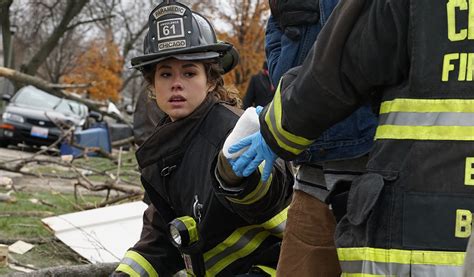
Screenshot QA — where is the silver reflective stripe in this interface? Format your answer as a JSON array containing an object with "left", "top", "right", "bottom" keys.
[
  {"left": 205, "top": 227, "right": 264, "bottom": 269},
  {"left": 412, "top": 264, "right": 463, "bottom": 277},
  {"left": 341, "top": 260, "right": 411, "bottom": 275},
  {"left": 122, "top": 257, "right": 149, "bottom": 277},
  {"left": 341, "top": 260, "right": 463, "bottom": 277},
  {"left": 379, "top": 112, "right": 474, "bottom": 126},
  {"left": 268, "top": 102, "right": 307, "bottom": 151},
  {"left": 266, "top": 219, "right": 286, "bottom": 235}
]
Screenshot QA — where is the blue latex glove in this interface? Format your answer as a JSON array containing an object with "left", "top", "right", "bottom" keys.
[
  {"left": 228, "top": 106, "right": 276, "bottom": 181},
  {"left": 228, "top": 131, "right": 277, "bottom": 181}
]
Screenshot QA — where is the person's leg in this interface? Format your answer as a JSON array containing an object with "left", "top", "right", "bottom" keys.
[{"left": 276, "top": 190, "right": 341, "bottom": 277}]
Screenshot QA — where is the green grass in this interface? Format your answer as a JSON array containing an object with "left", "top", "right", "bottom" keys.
[
  {"left": 0, "top": 153, "right": 140, "bottom": 274},
  {"left": 0, "top": 242, "right": 87, "bottom": 275},
  {"left": 0, "top": 190, "right": 106, "bottom": 274},
  {"left": 0, "top": 190, "right": 104, "bottom": 239},
  {"left": 29, "top": 151, "right": 140, "bottom": 184}
]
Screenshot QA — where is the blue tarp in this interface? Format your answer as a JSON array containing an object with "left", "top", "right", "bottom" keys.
[{"left": 60, "top": 123, "right": 111, "bottom": 157}]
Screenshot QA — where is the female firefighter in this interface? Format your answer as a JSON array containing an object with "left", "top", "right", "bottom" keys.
[{"left": 113, "top": 1, "right": 293, "bottom": 276}]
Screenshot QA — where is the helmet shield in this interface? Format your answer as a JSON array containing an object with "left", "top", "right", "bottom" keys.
[{"left": 131, "top": 1, "right": 232, "bottom": 69}]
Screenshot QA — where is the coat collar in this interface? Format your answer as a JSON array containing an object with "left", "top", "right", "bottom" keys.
[{"left": 136, "top": 96, "right": 218, "bottom": 169}]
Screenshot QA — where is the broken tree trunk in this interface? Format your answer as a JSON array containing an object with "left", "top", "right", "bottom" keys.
[
  {"left": 0, "top": 66, "right": 129, "bottom": 124},
  {"left": 5, "top": 262, "right": 119, "bottom": 277}
]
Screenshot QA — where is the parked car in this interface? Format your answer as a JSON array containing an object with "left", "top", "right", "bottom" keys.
[{"left": 0, "top": 85, "right": 90, "bottom": 148}]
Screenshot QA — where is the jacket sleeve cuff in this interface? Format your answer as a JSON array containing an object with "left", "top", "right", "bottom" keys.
[
  {"left": 215, "top": 161, "right": 275, "bottom": 206},
  {"left": 259, "top": 104, "right": 298, "bottom": 160},
  {"left": 259, "top": 72, "right": 314, "bottom": 160},
  {"left": 216, "top": 150, "right": 243, "bottom": 188}
]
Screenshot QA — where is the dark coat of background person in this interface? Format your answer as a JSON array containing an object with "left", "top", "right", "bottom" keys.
[
  {"left": 242, "top": 67, "right": 274, "bottom": 109},
  {"left": 133, "top": 86, "right": 165, "bottom": 147}
]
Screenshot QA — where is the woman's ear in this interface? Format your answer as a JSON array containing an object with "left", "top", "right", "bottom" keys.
[
  {"left": 147, "top": 86, "right": 156, "bottom": 100},
  {"left": 207, "top": 82, "right": 216, "bottom": 93}
]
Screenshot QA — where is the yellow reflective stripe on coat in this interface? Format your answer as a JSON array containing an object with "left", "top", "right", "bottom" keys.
[
  {"left": 226, "top": 163, "right": 273, "bottom": 205},
  {"left": 338, "top": 247, "right": 465, "bottom": 276},
  {"left": 376, "top": 98, "right": 474, "bottom": 141},
  {"left": 379, "top": 98, "right": 474, "bottom": 113},
  {"left": 253, "top": 265, "right": 276, "bottom": 276},
  {"left": 117, "top": 250, "right": 158, "bottom": 277},
  {"left": 203, "top": 209, "right": 287, "bottom": 276},
  {"left": 264, "top": 81, "right": 313, "bottom": 155}
]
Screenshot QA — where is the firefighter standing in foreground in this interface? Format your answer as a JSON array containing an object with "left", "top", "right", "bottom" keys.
[{"left": 230, "top": 0, "right": 474, "bottom": 275}]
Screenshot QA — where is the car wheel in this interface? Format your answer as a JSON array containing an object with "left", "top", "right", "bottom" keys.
[{"left": 0, "top": 140, "right": 9, "bottom": 148}]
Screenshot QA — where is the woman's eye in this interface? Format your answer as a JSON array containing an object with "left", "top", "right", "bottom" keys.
[
  {"left": 160, "top": 72, "right": 171, "bottom": 77},
  {"left": 184, "top": 72, "right": 196, "bottom": 77}
]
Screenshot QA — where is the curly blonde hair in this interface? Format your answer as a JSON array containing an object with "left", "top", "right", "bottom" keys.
[{"left": 142, "top": 59, "right": 241, "bottom": 107}]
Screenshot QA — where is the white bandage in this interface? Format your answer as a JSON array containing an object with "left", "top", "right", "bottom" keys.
[{"left": 223, "top": 107, "right": 260, "bottom": 160}]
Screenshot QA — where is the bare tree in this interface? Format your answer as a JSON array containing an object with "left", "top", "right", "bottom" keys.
[
  {"left": 214, "top": 0, "right": 270, "bottom": 94},
  {"left": 0, "top": 0, "right": 14, "bottom": 67},
  {"left": 19, "top": 0, "right": 90, "bottom": 76}
]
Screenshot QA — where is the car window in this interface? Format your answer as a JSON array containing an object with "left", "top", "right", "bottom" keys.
[
  {"left": 56, "top": 100, "right": 88, "bottom": 118},
  {"left": 14, "top": 87, "right": 59, "bottom": 110},
  {"left": 13, "top": 86, "right": 88, "bottom": 118}
]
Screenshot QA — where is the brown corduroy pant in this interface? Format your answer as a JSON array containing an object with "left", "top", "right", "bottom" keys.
[{"left": 276, "top": 190, "right": 341, "bottom": 277}]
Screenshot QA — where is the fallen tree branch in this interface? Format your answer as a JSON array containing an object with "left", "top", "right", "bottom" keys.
[
  {"left": 80, "top": 192, "right": 143, "bottom": 210},
  {"left": 74, "top": 180, "right": 143, "bottom": 196},
  {"left": 70, "top": 143, "right": 116, "bottom": 161},
  {"left": 0, "top": 66, "right": 129, "bottom": 124},
  {"left": 5, "top": 262, "right": 119, "bottom": 277},
  {"left": 111, "top": 136, "right": 135, "bottom": 148}
]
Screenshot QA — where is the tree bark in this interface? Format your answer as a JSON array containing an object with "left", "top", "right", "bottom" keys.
[
  {"left": 6, "top": 262, "right": 119, "bottom": 277},
  {"left": 0, "top": 0, "right": 13, "bottom": 67},
  {"left": 0, "top": 66, "right": 129, "bottom": 123}
]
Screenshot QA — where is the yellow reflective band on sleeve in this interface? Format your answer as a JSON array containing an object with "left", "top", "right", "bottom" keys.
[
  {"left": 179, "top": 216, "right": 199, "bottom": 244},
  {"left": 226, "top": 163, "right": 273, "bottom": 205},
  {"left": 254, "top": 265, "right": 276, "bottom": 276},
  {"left": 116, "top": 263, "right": 141, "bottom": 277},
  {"left": 375, "top": 125, "right": 474, "bottom": 141},
  {"left": 264, "top": 81, "right": 313, "bottom": 155},
  {"left": 379, "top": 98, "right": 474, "bottom": 114},
  {"left": 123, "top": 250, "right": 159, "bottom": 277},
  {"left": 338, "top": 247, "right": 465, "bottom": 266}
]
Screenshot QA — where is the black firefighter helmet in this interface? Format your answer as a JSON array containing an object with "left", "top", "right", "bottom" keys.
[{"left": 131, "top": 0, "right": 239, "bottom": 74}]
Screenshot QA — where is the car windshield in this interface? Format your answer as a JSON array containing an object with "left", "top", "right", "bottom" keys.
[{"left": 13, "top": 86, "right": 88, "bottom": 118}]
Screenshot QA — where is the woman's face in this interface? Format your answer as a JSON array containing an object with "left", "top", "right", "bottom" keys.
[{"left": 154, "top": 59, "right": 210, "bottom": 121}]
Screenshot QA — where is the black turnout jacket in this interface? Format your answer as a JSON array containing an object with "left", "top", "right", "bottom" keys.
[{"left": 119, "top": 96, "right": 293, "bottom": 276}]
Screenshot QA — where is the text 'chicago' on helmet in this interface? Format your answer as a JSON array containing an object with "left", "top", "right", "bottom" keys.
[{"left": 131, "top": 0, "right": 239, "bottom": 74}]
